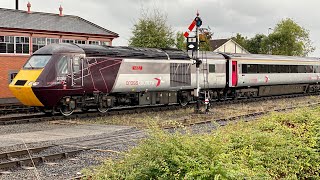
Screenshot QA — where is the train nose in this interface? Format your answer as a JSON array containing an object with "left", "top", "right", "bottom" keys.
[{"left": 9, "top": 69, "right": 44, "bottom": 107}]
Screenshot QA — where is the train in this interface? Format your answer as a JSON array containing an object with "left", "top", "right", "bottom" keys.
[{"left": 8, "top": 43, "right": 320, "bottom": 116}]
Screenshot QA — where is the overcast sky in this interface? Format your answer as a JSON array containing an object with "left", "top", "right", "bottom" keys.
[{"left": 1, "top": 0, "right": 320, "bottom": 56}]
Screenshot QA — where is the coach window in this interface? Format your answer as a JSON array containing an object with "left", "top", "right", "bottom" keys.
[
  {"left": 314, "top": 65, "right": 320, "bottom": 73},
  {"left": 209, "top": 64, "right": 215, "bottom": 73},
  {"left": 289, "top": 65, "right": 298, "bottom": 73},
  {"left": 247, "top": 64, "right": 258, "bottom": 74},
  {"left": 258, "top": 64, "right": 268, "bottom": 73},
  {"left": 269, "top": 65, "right": 277, "bottom": 73},
  {"left": 278, "top": 65, "right": 289, "bottom": 73},
  {"left": 297, "top": 65, "right": 306, "bottom": 73},
  {"left": 306, "top": 65, "right": 313, "bottom": 73}
]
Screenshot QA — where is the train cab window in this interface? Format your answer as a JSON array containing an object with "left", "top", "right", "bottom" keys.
[
  {"left": 23, "top": 55, "right": 52, "bottom": 69},
  {"left": 209, "top": 64, "right": 215, "bottom": 73},
  {"left": 57, "top": 56, "right": 69, "bottom": 75},
  {"left": 247, "top": 64, "right": 258, "bottom": 74}
]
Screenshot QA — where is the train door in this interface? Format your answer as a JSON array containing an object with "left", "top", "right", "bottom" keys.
[
  {"left": 71, "top": 55, "right": 83, "bottom": 88},
  {"left": 232, "top": 61, "right": 238, "bottom": 86}
]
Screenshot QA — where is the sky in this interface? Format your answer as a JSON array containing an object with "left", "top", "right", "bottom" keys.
[{"left": 0, "top": 0, "right": 320, "bottom": 56}]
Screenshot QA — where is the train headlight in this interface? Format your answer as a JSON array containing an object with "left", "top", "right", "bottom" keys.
[
  {"left": 28, "top": 81, "right": 34, "bottom": 86},
  {"left": 28, "top": 81, "right": 39, "bottom": 86},
  {"left": 32, "top": 82, "right": 39, "bottom": 86}
]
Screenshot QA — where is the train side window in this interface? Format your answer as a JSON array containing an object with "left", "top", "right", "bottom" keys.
[
  {"left": 290, "top": 65, "right": 298, "bottom": 73},
  {"left": 57, "top": 56, "right": 69, "bottom": 75},
  {"left": 209, "top": 64, "right": 215, "bottom": 73},
  {"left": 314, "top": 65, "right": 320, "bottom": 73},
  {"left": 306, "top": 65, "right": 313, "bottom": 73},
  {"left": 278, "top": 65, "right": 289, "bottom": 73},
  {"left": 298, "top": 65, "right": 306, "bottom": 73},
  {"left": 269, "top": 65, "right": 278, "bottom": 73},
  {"left": 247, "top": 64, "right": 258, "bottom": 74},
  {"left": 242, "top": 64, "right": 248, "bottom": 73},
  {"left": 258, "top": 64, "right": 268, "bottom": 73}
]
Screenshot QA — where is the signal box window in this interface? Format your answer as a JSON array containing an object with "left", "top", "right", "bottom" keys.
[
  {"left": 0, "top": 36, "right": 14, "bottom": 53},
  {"left": 209, "top": 64, "right": 215, "bottom": 73}
]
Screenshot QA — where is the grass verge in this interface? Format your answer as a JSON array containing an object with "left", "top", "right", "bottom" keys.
[{"left": 84, "top": 106, "right": 320, "bottom": 179}]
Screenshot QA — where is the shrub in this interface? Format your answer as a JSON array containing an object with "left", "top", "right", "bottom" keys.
[{"left": 87, "top": 107, "right": 320, "bottom": 179}]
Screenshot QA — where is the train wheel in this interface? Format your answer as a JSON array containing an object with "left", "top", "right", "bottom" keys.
[
  {"left": 97, "top": 106, "right": 109, "bottom": 113},
  {"left": 179, "top": 98, "right": 188, "bottom": 107},
  {"left": 59, "top": 106, "right": 74, "bottom": 116},
  {"left": 97, "top": 102, "right": 109, "bottom": 113}
]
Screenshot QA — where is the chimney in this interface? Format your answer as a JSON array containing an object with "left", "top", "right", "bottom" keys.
[
  {"left": 59, "top": 5, "right": 63, "bottom": 16},
  {"left": 15, "top": 0, "right": 18, "bottom": 10},
  {"left": 27, "top": 2, "right": 31, "bottom": 13}
]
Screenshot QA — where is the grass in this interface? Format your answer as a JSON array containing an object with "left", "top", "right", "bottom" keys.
[{"left": 84, "top": 106, "right": 320, "bottom": 179}]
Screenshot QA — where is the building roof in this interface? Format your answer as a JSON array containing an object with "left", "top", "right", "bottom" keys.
[
  {"left": 209, "top": 39, "right": 230, "bottom": 51},
  {"left": 0, "top": 8, "right": 118, "bottom": 37}
]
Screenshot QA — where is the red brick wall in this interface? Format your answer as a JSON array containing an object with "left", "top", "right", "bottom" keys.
[{"left": 0, "top": 55, "right": 29, "bottom": 98}]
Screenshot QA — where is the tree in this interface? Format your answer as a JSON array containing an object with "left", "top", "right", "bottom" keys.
[
  {"left": 199, "top": 27, "right": 213, "bottom": 51},
  {"left": 175, "top": 32, "right": 186, "bottom": 50},
  {"left": 268, "top": 18, "right": 315, "bottom": 56},
  {"left": 232, "top": 33, "right": 248, "bottom": 49},
  {"left": 246, "top": 34, "right": 268, "bottom": 54},
  {"left": 129, "top": 9, "right": 175, "bottom": 49}
]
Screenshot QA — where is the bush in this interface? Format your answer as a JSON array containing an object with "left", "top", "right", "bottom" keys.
[{"left": 87, "top": 107, "right": 320, "bottom": 179}]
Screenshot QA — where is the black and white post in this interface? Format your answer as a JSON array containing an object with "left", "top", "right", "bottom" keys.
[{"left": 195, "top": 12, "right": 202, "bottom": 113}]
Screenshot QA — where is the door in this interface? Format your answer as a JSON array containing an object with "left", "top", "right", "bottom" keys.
[
  {"left": 71, "top": 55, "right": 83, "bottom": 87},
  {"left": 232, "top": 61, "right": 238, "bottom": 86}
]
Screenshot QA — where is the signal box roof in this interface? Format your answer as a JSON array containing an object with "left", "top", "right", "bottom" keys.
[{"left": 0, "top": 8, "right": 118, "bottom": 37}]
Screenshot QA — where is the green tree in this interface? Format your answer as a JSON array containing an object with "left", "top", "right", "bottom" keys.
[
  {"left": 268, "top": 18, "right": 315, "bottom": 56},
  {"left": 129, "top": 9, "right": 175, "bottom": 48},
  {"left": 175, "top": 32, "right": 186, "bottom": 50},
  {"left": 246, "top": 34, "right": 268, "bottom": 54},
  {"left": 232, "top": 33, "right": 248, "bottom": 49}
]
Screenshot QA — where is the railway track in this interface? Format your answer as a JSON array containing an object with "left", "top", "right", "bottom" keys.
[
  {"left": 0, "top": 103, "right": 38, "bottom": 116},
  {"left": 0, "top": 92, "right": 320, "bottom": 126},
  {"left": 0, "top": 128, "right": 144, "bottom": 172}
]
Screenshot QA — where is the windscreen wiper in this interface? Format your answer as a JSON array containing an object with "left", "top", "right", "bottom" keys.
[{"left": 28, "top": 61, "right": 34, "bottom": 69}]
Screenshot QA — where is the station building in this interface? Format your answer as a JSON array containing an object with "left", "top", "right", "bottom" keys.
[{"left": 0, "top": 3, "right": 119, "bottom": 100}]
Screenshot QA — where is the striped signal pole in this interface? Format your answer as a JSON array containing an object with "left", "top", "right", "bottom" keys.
[{"left": 184, "top": 11, "right": 203, "bottom": 113}]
